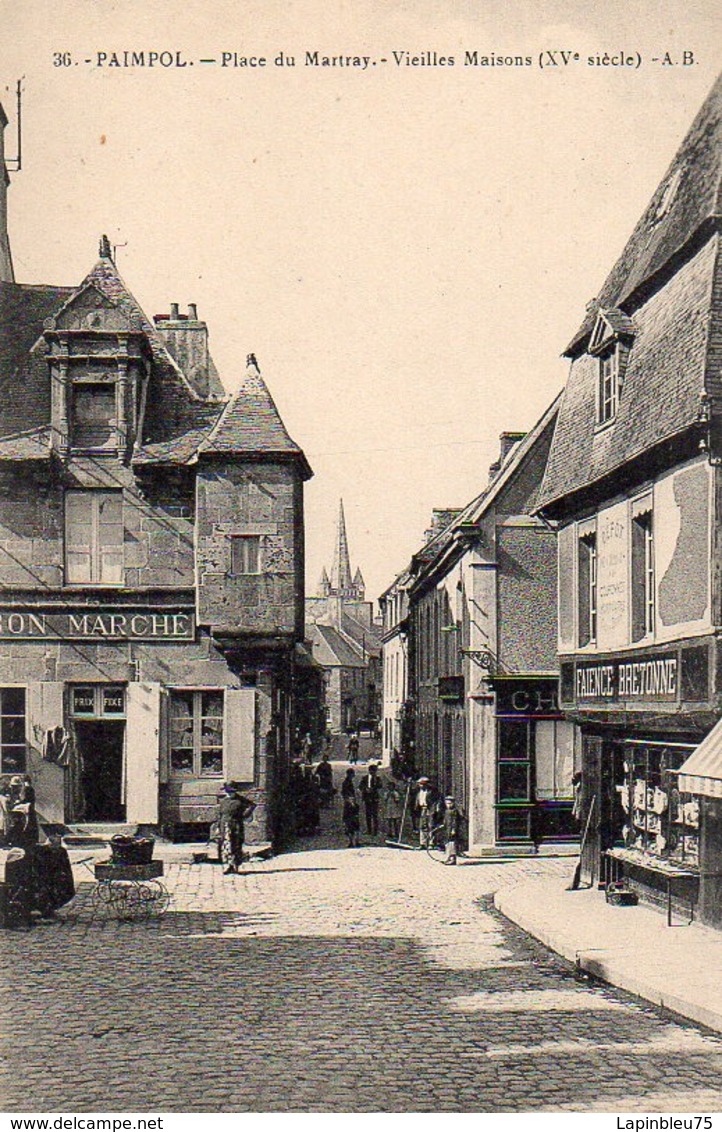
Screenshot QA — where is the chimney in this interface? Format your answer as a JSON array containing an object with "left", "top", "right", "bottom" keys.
[
  {"left": 154, "top": 303, "right": 211, "bottom": 397},
  {"left": 0, "top": 102, "right": 14, "bottom": 283},
  {"left": 423, "top": 508, "right": 461, "bottom": 543},
  {"left": 488, "top": 431, "right": 525, "bottom": 485},
  {"left": 499, "top": 431, "right": 525, "bottom": 463}
]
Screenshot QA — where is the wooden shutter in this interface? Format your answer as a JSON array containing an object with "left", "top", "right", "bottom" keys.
[
  {"left": 125, "top": 682, "right": 161, "bottom": 823},
  {"left": 98, "top": 493, "right": 124, "bottom": 584},
  {"left": 26, "top": 683, "right": 66, "bottom": 824},
  {"left": 223, "top": 688, "right": 256, "bottom": 784},
  {"left": 158, "top": 688, "right": 170, "bottom": 785},
  {"left": 65, "top": 492, "right": 93, "bottom": 583}
]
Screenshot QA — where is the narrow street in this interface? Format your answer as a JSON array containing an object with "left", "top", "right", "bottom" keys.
[{"left": 4, "top": 780, "right": 722, "bottom": 1113}]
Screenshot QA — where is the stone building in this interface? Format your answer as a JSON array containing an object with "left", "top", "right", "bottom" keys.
[
  {"left": 383, "top": 407, "right": 578, "bottom": 853},
  {"left": 0, "top": 106, "right": 312, "bottom": 841},
  {"left": 378, "top": 569, "right": 410, "bottom": 763},
  {"left": 306, "top": 500, "right": 382, "bottom": 735},
  {"left": 535, "top": 73, "right": 722, "bottom": 924}
]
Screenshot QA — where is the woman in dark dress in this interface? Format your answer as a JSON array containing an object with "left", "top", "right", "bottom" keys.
[
  {"left": 341, "top": 769, "right": 360, "bottom": 848},
  {"left": 218, "top": 783, "right": 255, "bottom": 874}
]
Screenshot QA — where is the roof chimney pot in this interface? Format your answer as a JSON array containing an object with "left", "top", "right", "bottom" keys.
[
  {"left": 169, "top": 302, "right": 179, "bottom": 321},
  {"left": 188, "top": 303, "right": 198, "bottom": 320}
]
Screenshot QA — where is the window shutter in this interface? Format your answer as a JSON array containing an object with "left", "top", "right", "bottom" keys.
[
  {"left": 223, "top": 688, "right": 256, "bottom": 784},
  {"left": 126, "top": 682, "right": 161, "bottom": 823},
  {"left": 158, "top": 688, "right": 170, "bottom": 785},
  {"left": 65, "top": 492, "right": 94, "bottom": 583},
  {"left": 98, "top": 494, "right": 124, "bottom": 584}
]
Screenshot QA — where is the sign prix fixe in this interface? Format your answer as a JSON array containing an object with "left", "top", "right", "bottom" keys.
[{"left": 0, "top": 608, "right": 194, "bottom": 641}]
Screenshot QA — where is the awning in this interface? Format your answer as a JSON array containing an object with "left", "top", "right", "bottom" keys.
[{"left": 677, "top": 718, "right": 722, "bottom": 797}]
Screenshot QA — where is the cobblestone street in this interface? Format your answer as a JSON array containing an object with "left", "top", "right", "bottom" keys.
[{"left": 4, "top": 796, "right": 722, "bottom": 1113}]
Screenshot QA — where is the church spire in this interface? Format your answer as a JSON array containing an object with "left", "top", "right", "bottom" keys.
[{"left": 330, "top": 498, "right": 353, "bottom": 595}]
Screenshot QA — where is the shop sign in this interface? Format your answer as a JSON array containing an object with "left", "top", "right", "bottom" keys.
[
  {"left": 438, "top": 675, "right": 464, "bottom": 702},
  {"left": 495, "top": 679, "right": 562, "bottom": 718},
  {"left": 575, "top": 651, "right": 678, "bottom": 702},
  {"left": 0, "top": 608, "right": 195, "bottom": 641},
  {"left": 71, "top": 685, "right": 126, "bottom": 718}
]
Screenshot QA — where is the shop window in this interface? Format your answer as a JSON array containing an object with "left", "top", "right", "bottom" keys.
[
  {"left": 497, "top": 720, "right": 531, "bottom": 801},
  {"left": 617, "top": 743, "right": 698, "bottom": 866},
  {"left": 70, "top": 382, "right": 116, "bottom": 449},
  {"left": 631, "top": 502, "right": 654, "bottom": 642},
  {"left": 230, "top": 535, "right": 261, "bottom": 575},
  {"left": 169, "top": 690, "right": 224, "bottom": 778},
  {"left": 578, "top": 525, "right": 597, "bottom": 647},
  {"left": 65, "top": 491, "right": 124, "bottom": 585},
  {"left": 0, "top": 688, "right": 26, "bottom": 773},
  {"left": 536, "top": 721, "right": 575, "bottom": 800}
]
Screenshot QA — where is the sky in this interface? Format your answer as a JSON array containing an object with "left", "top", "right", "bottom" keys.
[{"left": 1, "top": 0, "right": 720, "bottom": 605}]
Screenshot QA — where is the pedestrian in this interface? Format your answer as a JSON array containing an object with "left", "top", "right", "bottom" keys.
[
  {"left": 384, "top": 778, "right": 404, "bottom": 840},
  {"left": 315, "top": 751, "right": 334, "bottom": 807},
  {"left": 341, "top": 768, "right": 360, "bottom": 847},
  {"left": 443, "top": 795, "right": 460, "bottom": 865},
  {"left": 415, "top": 776, "right": 435, "bottom": 849},
  {"left": 347, "top": 732, "right": 359, "bottom": 764},
  {"left": 303, "top": 732, "right": 314, "bottom": 764},
  {"left": 358, "top": 761, "right": 383, "bottom": 836},
  {"left": 8, "top": 774, "right": 39, "bottom": 849},
  {"left": 217, "top": 782, "right": 256, "bottom": 874}
]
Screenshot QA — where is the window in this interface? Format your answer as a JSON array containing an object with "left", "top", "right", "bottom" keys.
[
  {"left": 169, "top": 690, "right": 224, "bottom": 778},
  {"left": 71, "top": 382, "right": 116, "bottom": 449},
  {"left": 65, "top": 491, "right": 124, "bottom": 585},
  {"left": 598, "top": 347, "right": 619, "bottom": 424},
  {"left": 632, "top": 503, "right": 655, "bottom": 641},
  {"left": 0, "top": 688, "right": 26, "bottom": 773},
  {"left": 535, "top": 721, "right": 575, "bottom": 800},
  {"left": 230, "top": 535, "right": 261, "bottom": 575},
  {"left": 578, "top": 528, "right": 597, "bottom": 647}
]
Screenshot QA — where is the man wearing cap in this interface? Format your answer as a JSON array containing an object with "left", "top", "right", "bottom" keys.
[{"left": 358, "top": 761, "right": 383, "bottom": 836}]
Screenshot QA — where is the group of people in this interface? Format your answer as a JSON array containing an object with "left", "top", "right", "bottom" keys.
[
  {"left": 0, "top": 774, "right": 75, "bottom": 928},
  {"left": 338, "top": 762, "right": 462, "bottom": 862}
]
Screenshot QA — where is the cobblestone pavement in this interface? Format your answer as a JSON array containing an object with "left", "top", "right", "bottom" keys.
[{"left": 4, "top": 789, "right": 722, "bottom": 1113}]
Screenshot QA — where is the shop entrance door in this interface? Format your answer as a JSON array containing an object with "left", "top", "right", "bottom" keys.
[{"left": 75, "top": 720, "right": 126, "bottom": 822}]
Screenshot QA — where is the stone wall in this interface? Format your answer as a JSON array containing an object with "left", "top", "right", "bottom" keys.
[{"left": 196, "top": 461, "right": 300, "bottom": 633}]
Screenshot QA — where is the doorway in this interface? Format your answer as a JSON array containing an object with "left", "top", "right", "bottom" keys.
[{"left": 74, "top": 720, "right": 126, "bottom": 822}]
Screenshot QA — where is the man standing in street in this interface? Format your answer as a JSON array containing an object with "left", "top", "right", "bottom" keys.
[{"left": 358, "top": 761, "right": 383, "bottom": 836}]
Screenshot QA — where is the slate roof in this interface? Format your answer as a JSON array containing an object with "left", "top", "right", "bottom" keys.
[
  {"left": 307, "top": 622, "right": 367, "bottom": 668},
  {"left": 406, "top": 392, "right": 562, "bottom": 597},
  {"left": 197, "top": 357, "right": 312, "bottom": 477},
  {"left": 0, "top": 248, "right": 311, "bottom": 474},
  {"left": 537, "top": 74, "right": 722, "bottom": 516},
  {"left": 566, "top": 71, "right": 722, "bottom": 358},
  {"left": 0, "top": 426, "right": 52, "bottom": 461},
  {"left": 340, "top": 610, "right": 383, "bottom": 657},
  {"left": 0, "top": 281, "right": 74, "bottom": 436}
]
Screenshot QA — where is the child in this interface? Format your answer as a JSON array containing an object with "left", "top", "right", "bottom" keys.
[{"left": 443, "top": 795, "right": 460, "bottom": 865}]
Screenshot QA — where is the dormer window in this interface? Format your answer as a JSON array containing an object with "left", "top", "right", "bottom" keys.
[
  {"left": 650, "top": 166, "right": 683, "bottom": 227},
  {"left": 589, "top": 308, "right": 636, "bottom": 427},
  {"left": 71, "top": 382, "right": 117, "bottom": 450},
  {"left": 599, "top": 348, "right": 619, "bottom": 424}
]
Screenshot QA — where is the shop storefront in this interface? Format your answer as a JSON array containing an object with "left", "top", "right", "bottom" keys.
[
  {"left": 561, "top": 642, "right": 713, "bottom": 914},
  {"left": 0, "top": 605, "right": 286, "bottom": 841},
  {"left": 494, "top": 677, "right": 578, "bottom": 846}
]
